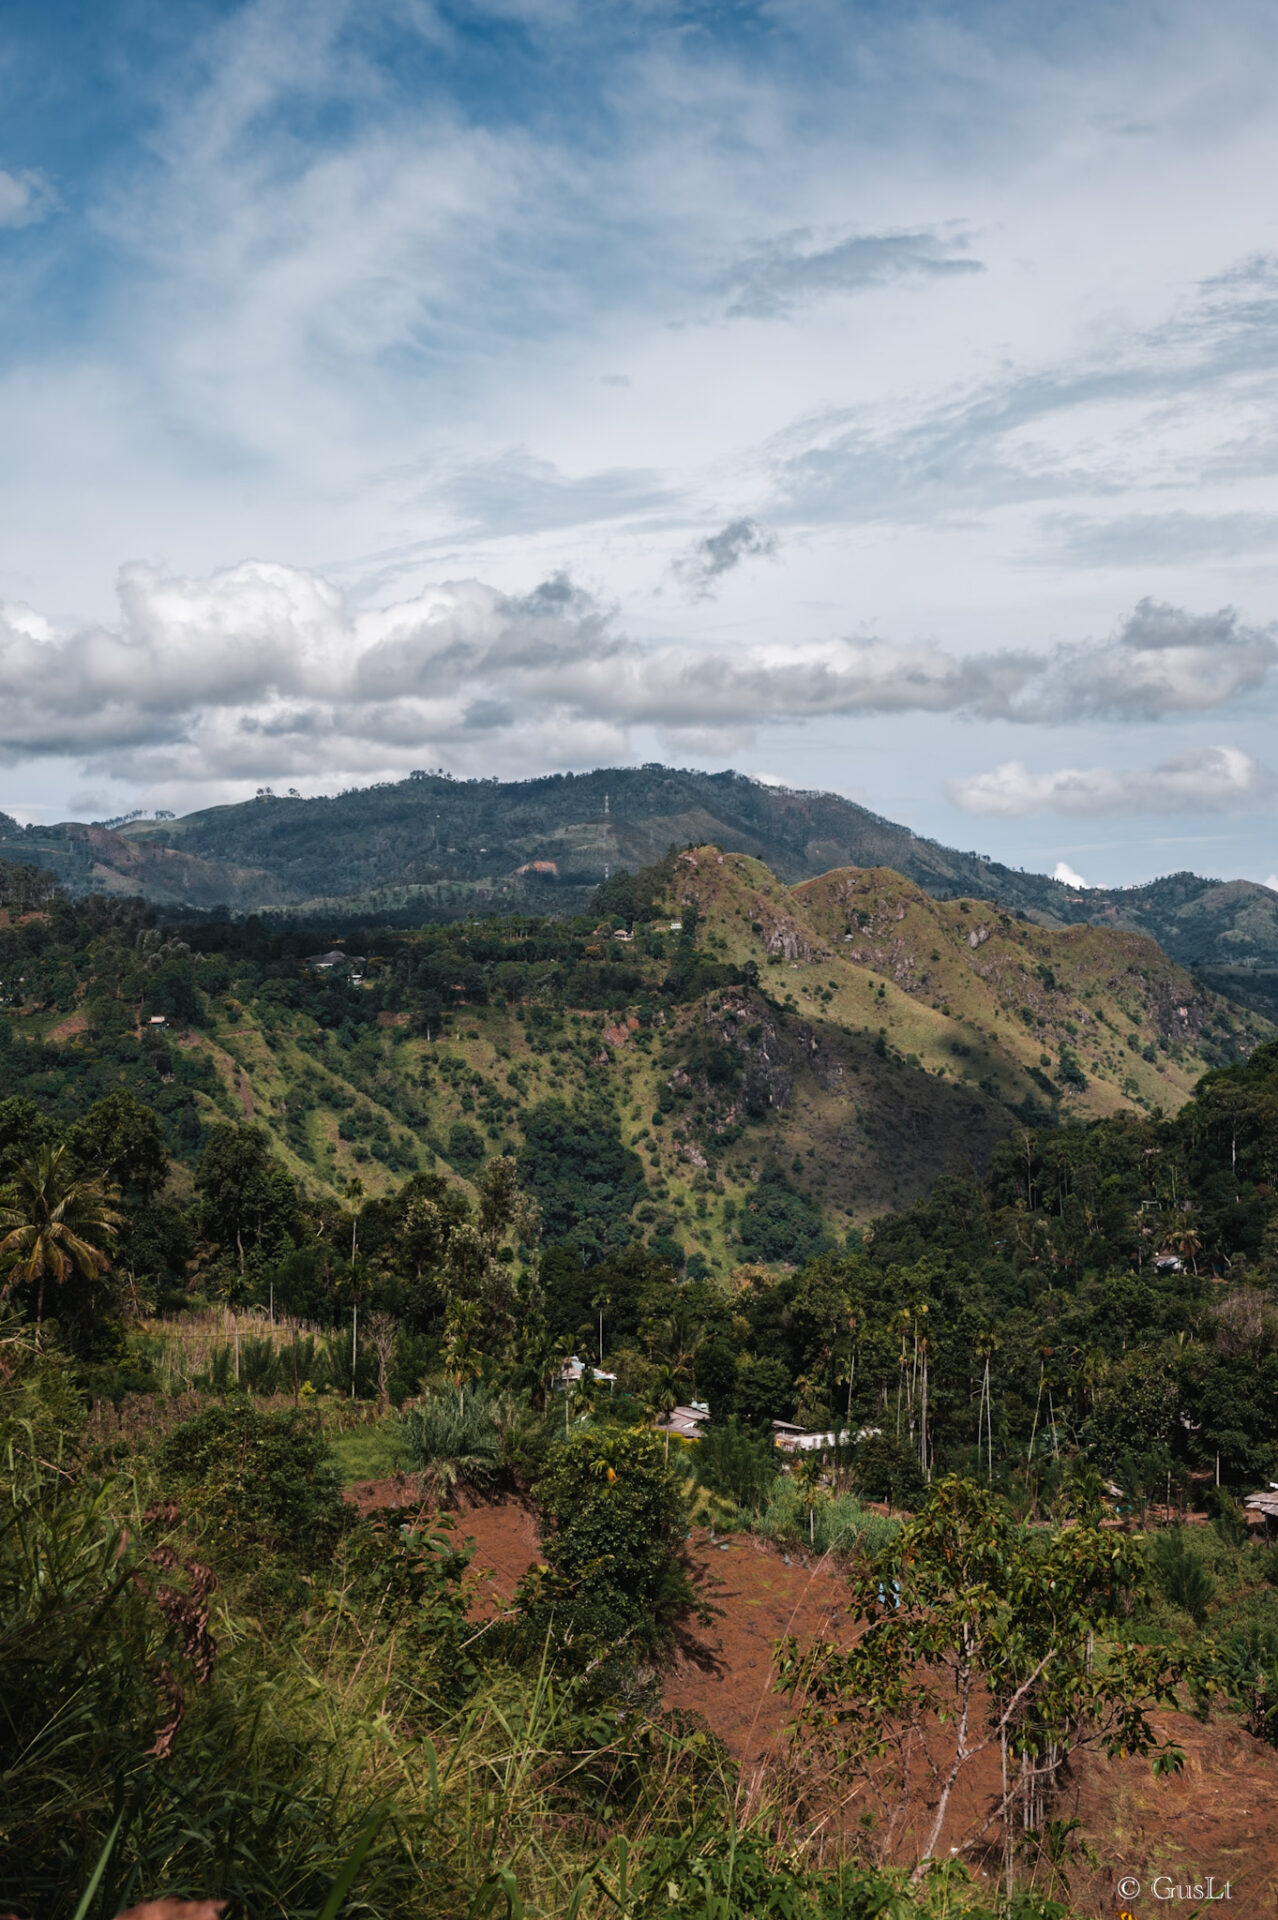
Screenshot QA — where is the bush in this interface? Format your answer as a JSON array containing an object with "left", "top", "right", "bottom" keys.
[
  {"left": 519, "top": 1427, "right": 702, "bottom": 1671},
  {"left": 753, "top": 1478, "right": 900, "bottom": 1559},
  {"left": 846, "top": 1433, "right": 929, "bottom": 1512},
  {"left": 157, "top": 1401, "right": 346, "bottom": 1566},
  {"left": 694, "top": 1419, "right": 780, "bottom": 1510},
  {"left": 399, "top": 1385, "right": 544, "bottom": 1498},
  {"left": 1153, "top": 1528, "right": 1216, "bottom": 1624},
  {"left": 1218, "top": 1626, "right": 1278, "bottom": 1745}
]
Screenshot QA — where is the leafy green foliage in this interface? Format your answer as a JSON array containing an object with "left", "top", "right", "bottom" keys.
[
  {"left": 399, "top": 1384, "right": 546, "bottom": 1498},
  {"left": 693, "top": 1419, "right": 779, "bottom": 1509},
  {"left": 780, "top": 1477, "right": 1205, "bottom": 1868},
  {"left": 0, "top": 1461, "right": 463, "bottom": 1919},
  {"left": 518, "top": 1098, "right": 645, "bottom": 1262},
  {"left": 520, "top": 1428, "right": 702, "bottom": 1672},
  {"left": 158, "top": 1401, "right": 346, "bottom": 1567},
  {"left": 1152, "top": 1529, "right": 1217, "bottom": 1624},
  {"left": 193, "top": 1123, "right": 301, "bottom": 1272},
  {"left": 736, "top": 1168, "right": 831, "bottom": 1266}
]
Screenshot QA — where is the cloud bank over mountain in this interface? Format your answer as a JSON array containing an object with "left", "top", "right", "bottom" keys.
[
  {"left": 949, "top": 746, "right": 1277, "bottom": 818},
  {"left": 2, "top": 564, "right": 1274, "bottom": 817}
]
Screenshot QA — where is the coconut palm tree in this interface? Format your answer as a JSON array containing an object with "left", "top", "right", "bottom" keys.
[{"left": 0, "top": 1144, "right": 124, "bottom": 1325}]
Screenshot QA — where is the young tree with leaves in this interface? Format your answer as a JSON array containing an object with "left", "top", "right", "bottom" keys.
[{"left": 779, "top": 1477, "right": 1205, "bottom": 1884}]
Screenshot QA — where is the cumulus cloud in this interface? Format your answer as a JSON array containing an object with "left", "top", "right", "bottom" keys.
[
  {"left": 1053, "top": 860, "right": 1091, "bottom": 887},
  {"left": 3, "top": 567, "right": 1275, "bottom": 804},
  {"left": 948, "top": 746, "right": 1277, "bottom": 819},
  {"left": 672, "top": 519, "right": 779, "bottom": 600},
  {"left": 721, "top": 227, "right": 983, "bottom": 320},
  {"left": 0, "top": 168, "right": 58, "bottom": 229}
]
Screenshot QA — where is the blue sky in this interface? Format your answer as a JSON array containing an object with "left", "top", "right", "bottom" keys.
[{"left": 3, "top": 0, "right": 1278, "bottom": 889}]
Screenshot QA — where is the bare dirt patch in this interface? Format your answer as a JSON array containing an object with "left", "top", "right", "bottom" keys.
[
  {"left": 46, "top": 1010, "right": 90, "bottom": 1044},
  {"left": 1067, "top": 1707, "right": 1278, "bottom": 1919},
  {"left": 340, "top": 1488, "right": 1278, "bottom": 1913}
]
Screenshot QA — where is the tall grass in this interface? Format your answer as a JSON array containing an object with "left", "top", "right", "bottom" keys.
[
  {"left": 749, "top": 1478, "right": 900, "bottom": 1560},
  {"left": 140, "top": 1310, "right": 361, "bottom": 1398}
]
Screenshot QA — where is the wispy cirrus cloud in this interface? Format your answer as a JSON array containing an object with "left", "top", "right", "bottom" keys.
[
  {"left": 1041, "top": 511, "right": 1278, "bottom": 567},
  {"left": 948, "top": 745, "right": 1276, "bottom": 818}
]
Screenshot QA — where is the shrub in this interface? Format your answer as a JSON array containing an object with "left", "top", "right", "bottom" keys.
[
  {"left": 753, "top": 1478, "right": 899, "bottom": 1559},
  {"left": 1218, "top": 1626, "right": 1278, "bottom": 1745},
  {"left": 694, "top": 1419, "right": 780, "bottom": 1511},
  {"left": 399, "top": 1385, "right": 544, "bottom": 1498},
  {"left": 846, "top": 1433, "right": 929, "bottom": 1512},
  {"left": 1152, "top": 1528, "right": 1216, "bottom": 1624},
  {"left": 157, "top": 1401, "right": 346, "bottom": 1566},
  {"left": 519, "top": 1427, "right": 703, "bottom": 1671}
]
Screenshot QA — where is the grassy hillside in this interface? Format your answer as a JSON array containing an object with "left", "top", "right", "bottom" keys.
[
  {"left": 4, "top": 764, "right": 1278, "bottom": 970},
  {"left": 7, "top": 862, "right": 1278, "bottom": 1919},
  {"left": 2, "top": 849, "right": 1265, "bottom": 1281},
  {"left": 669, "top": 850, "right": 1249, "bottom": 1121}
]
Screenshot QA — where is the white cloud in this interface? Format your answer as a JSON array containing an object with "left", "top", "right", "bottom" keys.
[
  {"left": 1053, "top": 860, "right": 1091, "bottom": 888},
  {"left": 0, "top": 168, "right": 58, "bottom": 229},
  {"left": 2, "top": 568, "right": 1275, "bottom": 807},
  {"left": 948, "top": 746, "right": 1277, "bottom": 818}
]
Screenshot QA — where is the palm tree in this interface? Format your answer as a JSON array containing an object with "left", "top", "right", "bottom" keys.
[
  {"left": 0, "top": 1144, "right": 124, "bottom": 1326},
  {"left": 648, "top": 1363, "right": 683, "bottom": 1461}
]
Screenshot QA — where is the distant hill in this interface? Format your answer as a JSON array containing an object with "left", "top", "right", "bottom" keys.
[
  {"left": 658, "top": 846, "right": 1266, "bottom": 1127},
  {"left": 4, "top": 765, "right": 1277, "bottom": 974}
]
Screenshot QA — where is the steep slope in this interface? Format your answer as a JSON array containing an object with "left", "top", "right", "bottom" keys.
[
  {"left": 661, "top": 849, "right": 1264, "bottom": 1122},
  {"left": 4, "top": 847, "right": 1264, "bottom": 1264}
]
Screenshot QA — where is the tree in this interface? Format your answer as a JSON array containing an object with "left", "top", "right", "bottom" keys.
[
  {"left": 517, "top": 1098, "right": 645, "bottom": 1260},
  {"left": 194, "top": 1125, "right": 299, "bottom": 1275},
  {"left": 68, "top": 1090, "right": 168, "bottom": 1199},
  {"left": 0, "top": 1145, "right": 123, "bottom": 1326},
  {"left": 0, "top": 1098, "right": 56, "bottom": 1184},
  {"left": 779, "top": 1477, "right": 1202, "bottom": 1883}
]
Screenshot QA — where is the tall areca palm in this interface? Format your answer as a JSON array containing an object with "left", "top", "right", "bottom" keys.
[{"left": 0, "top": 1144, "right": 123, "bottom": 1325}]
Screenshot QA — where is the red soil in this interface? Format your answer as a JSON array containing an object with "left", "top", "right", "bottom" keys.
[{"left": 343, "top": 1482, "right": 1278, "bottom": 1915}]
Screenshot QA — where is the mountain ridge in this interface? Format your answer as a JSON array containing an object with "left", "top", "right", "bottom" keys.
[{"left": 3, "top": 764, "right": 1277, "bottom": 977}]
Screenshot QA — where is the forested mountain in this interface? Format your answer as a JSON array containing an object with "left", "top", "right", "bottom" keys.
[{"left": 4, "top": 763, "right": 1278, "bottom": 974}]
